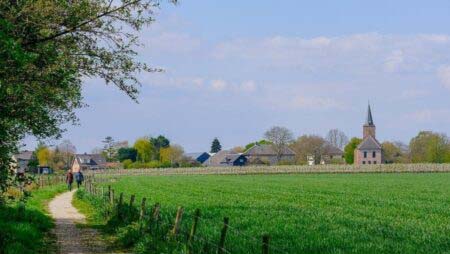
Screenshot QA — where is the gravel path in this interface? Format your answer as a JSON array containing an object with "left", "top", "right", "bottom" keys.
[{"left": 49, "top": 190, "right": 108, "bottom": 254}]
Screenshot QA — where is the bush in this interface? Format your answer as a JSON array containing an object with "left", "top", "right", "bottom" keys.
[{"left": 122, "top": 159, "right": 133, "bottom": 169}]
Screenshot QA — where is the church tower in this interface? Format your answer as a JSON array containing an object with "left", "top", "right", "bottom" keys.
[
  {"left": 363, "top": 104, "right": 376, "bottom": 139},
  {"left": 354, "top": 103, "right": 383, "bottom": 165}
]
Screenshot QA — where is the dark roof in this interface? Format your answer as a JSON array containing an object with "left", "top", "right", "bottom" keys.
[
  {"left": 203, "top": 150, "right": 245, "bottom": 166},
  {"left": 75, "top": 154, "right": 106, "bottom": 166},
  {"left": 224, "top": 154, "right": 242, "bottom": 163},
  {"left": 366, "top": 104, "right": 374, "bottom": 126},
  {"left": 357, "top": 136, "right": 382, "bottom": 150},
  {"left": 244, "top": 144, "right": 295, "bottom": 156},
  {"left": 203, "top": 150, "right": 232, "bottom": 166},
  {"left": 323, "top": 145, "right": 344, "bottom": 156},
  {"left": 14, "top": 150, "right": 33, "bottom": 161}
]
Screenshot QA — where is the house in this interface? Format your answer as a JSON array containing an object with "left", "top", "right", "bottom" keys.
[
  {"left": 244, "top": 144, "right": 295, "bottom": 165},
  {"left": 185, "top": 152, "right": 211, "bottom": 164},
  {"left": 11, "top": 150, "right": 33, "bottom": 173},
  {"left": 202, "top": 150, "right": 247, "bottom": 167},
  {"left": 320, "top": 145, "right": 345, "bottom": 164},
  {"left": 354, "top": 104, "right": 383, "bottom": 165},
  {"left": 71, "top": 153, "right": 107, "bottom": 172},
  {"left": 307, "top": 145, "right": 345, "bottom": 165},
  {"left": 222, "top": 154, "right": 247, "bottom": 166}
]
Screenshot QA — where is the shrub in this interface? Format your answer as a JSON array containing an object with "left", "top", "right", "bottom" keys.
[{"left": 122, "top": 159, "right": 133, "bottom": 169}]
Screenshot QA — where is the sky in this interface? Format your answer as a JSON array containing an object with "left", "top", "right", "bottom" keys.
[{"left": 24, "top": 0, "right": 450, "bottom": 153}]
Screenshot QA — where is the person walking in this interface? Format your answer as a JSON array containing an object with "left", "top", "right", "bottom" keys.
[
  {"left": 66, "top": 170, "right": 74, "bottom": 191},
  {"left": 75, "top": 171, "right": 84, "bottom": 188}
]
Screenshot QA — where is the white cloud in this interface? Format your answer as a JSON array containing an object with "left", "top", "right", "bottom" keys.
[
  {"left": 210, "top": 79, "right": 228, "bottom": 91},
  {"left": 384, "top": 50, "right": 404, "bottom": 73},
  {"left": 418, "top": 34, "right": 450, "bottom": 43},
  {"left": 290, "top": 95, "right": 342, "bottom": 110},
  {"left": 406, "top": 109, "right": 450, "bottom": 123},
  {"left": 142, "top": 32, "right": 201, "bottom": 54},
  {"left": 211, "top": 33, "right": 450, "bottom": 73},
  {"left": 239, "top": 80, "right": 257, "bottom": 92},
  {"left": 399, "top": 89, "right": 428, "bottom": 99},
  {"left": 437, "top": 65, "right": 450, "bottom": 90}
]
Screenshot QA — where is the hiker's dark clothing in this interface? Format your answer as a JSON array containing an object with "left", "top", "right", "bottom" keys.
[
  {"left": 66, "top": 172, "right": 74, "bottom": 191},
  {"left": 75, "top": 172, "right": 84, "bottom": 188}
]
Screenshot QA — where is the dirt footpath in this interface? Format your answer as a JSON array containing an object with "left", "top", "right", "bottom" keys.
[{"left": 48, "top": 190, "right": 108, "bottom": 254}]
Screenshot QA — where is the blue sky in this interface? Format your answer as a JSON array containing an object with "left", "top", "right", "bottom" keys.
[{"left": 24, "top": 0, "right": 450, "bottom": 153}]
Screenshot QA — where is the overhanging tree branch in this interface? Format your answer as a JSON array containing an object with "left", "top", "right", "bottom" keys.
[{"left": 24, "top": 0, "right": 143, "bottom": 46}]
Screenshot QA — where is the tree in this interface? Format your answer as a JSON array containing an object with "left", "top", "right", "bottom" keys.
[
  {"left": 134, "top": 138, "right": 153, "bottom": 163},
  {"left": 344, "top": 137, "right": 362, "bottom": 164},
  {"left": 325, "top": 129, "right": 349, "bottom": 149},
  {"left": 117, "top": 147, "right": 138, "bottom": 162},
  {"left": 56, "top": 140, "right": 76, "bottom": 169},
  {"left": 0, "top": 1, "right": 174, "bottom": 192},
  {"left": 231, "top": 146, "right": 245, "bottom": 153},
  {"left": 49, "top": 147, "right": 66, "bottom": 171},
  {"left": 36, "top": 145, "right": 51, "bottom": 166},
  {"left": 150, "top": 135, "right": 170, "bottom": 160},
  {"left": 244, "top": 140, "right": 272, "bottom": 151},
  {"left": 409, "top": 131, "right": 450, "bottom": 163},
  {"left": 27, "top": 152, "right": 39, "bottom": 172},
  {"left": 264, "top": 126, "right": 294, "bottom": 161},
  {"left": 102, "top": 136, "right": 116, "bottom": 162},
  {"left": 210, "top": 138, "right": 222, "bottom": 153},
  {"left": 290, "top": 135, "right": 326, "bottom": 164},
  {"left": 382, "top": 141, "right": 409, "bottom": 163},
  {"left": 160, "top": 145, "right": 184, "bottom": 164}
]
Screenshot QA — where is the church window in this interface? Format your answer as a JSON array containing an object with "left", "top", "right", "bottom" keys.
[
  {"left": 362, "top": 161, "right": 366, "bottom": 164},
  {"left": 372, "top": 151, "right": 376, "bottom": 158},
  {"left": 364, "top": 151, "right": 367, "bottom": 158},
  {"left": 374, "top": 161, "right": 377, "bottom": 164}
]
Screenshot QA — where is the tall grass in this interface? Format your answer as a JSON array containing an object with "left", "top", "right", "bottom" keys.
[{"left": 0, "top": 184, "right": 66, "bottom": 254}]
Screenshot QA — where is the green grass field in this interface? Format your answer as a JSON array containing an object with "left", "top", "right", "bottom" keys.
[
  {"left": 0, "top": 184, "right": 66, "bottom": 254},
  {"left": 102, "top": 173, "right": 450, "bottom": 253}
]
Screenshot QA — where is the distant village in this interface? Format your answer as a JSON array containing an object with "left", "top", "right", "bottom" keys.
[{"left": 11, "top": 104, "right": 450, "bottom": 174}]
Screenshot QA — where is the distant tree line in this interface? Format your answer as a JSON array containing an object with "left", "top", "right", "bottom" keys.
[
  {"left": 239, "top": 126, "right": 450, "bottom": 165},
  {"left": 343, "top": 131, "right": 450, "bottom": 164},
  {"left": 27, "top": 140, "right": 76, "bottom": 172},
  {"left": 111, "top": 135, "right": 199, "bottom": 169}
]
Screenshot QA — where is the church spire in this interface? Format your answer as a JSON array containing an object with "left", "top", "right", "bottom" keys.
[{"left": 366, "top": 103, "right": 374, "bottom": 126}]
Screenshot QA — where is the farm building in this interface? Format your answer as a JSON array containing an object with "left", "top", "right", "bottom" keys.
[
  {"left": 244, "top": 144, "right": 295, "bottom": 165},
  {"left": 354, "top": 104, "right": 383, "bottom": 165},
  {"left": 203, "top": 150, "right": 247, "bottom": 167},
  {"left": 11, "top": 150, "right": 33, "bottom": 173},
  {"left": 185, "top": 152, "right": 211, "bottom": 164},
  {"left": 71, "top": 153, "right": 107, "bottom": 172}
]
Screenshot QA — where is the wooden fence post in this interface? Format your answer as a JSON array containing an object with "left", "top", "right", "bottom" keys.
[
  {"left": 262, "top": 234, "right": 270, "bottom": 254},
  {"left": 139, "top": 198, "right": 147, "bottom": 220},
  {"left": 130, "top": 194, "right": 135, "bottom": 207},
  {"left": 118, "top": 192, "right": 124, "bottom": 218},
  {"left": 110, "top": 189, "right": 115, "bottom": 205},
  {"left": 152, "top": 203, "right": 161, "bottom": 222},
  {"left": 171, "top": 206, "right": 184, "bottom": 236},
  {"left": 188, "top": 208, "right": 201, "bottom": 254},
  {"left": 217, "top": 217, "right": 229, "bottom": 254}
]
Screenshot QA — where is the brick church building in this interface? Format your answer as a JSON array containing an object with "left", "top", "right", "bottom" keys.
[{"left": 354, "top": 104, "right": 383, "bottom": 165}]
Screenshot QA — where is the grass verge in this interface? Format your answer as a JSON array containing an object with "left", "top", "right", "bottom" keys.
[
  {"left": 0, "top": 184, "right": 66, "bottom": 254},
  {"left": 73, "top": 188, "right": 191, "bottom": 254}
]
